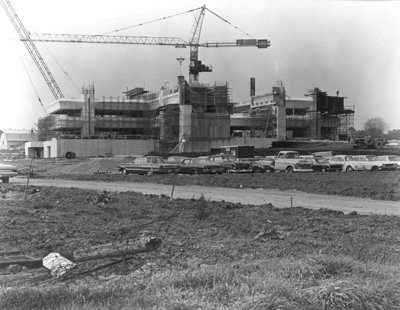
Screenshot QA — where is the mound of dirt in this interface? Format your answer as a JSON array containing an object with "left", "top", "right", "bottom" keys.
[{"left": 43, "top": 158, "right": 124, "bottom": 175}]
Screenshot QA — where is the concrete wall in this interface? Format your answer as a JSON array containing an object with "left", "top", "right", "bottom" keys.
[
  {"left": 229, "top": 137, "right": 277, "bottom": 149},
  {"left": 26, "top": 138, "right": 155, "bottom": 158},
  {"left": 191, "top": 113, "right": 230, "bottom": 140},
  {"left": 56, "top": 139, "right": 155, "bottom": 157}
]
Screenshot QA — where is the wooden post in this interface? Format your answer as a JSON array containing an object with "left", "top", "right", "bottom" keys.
[
  {"left": 23, "top": 158, "right": 33, "bottom": 200},
  {"left": 72, "top": 236, "right": 161, "bottom": 262}
]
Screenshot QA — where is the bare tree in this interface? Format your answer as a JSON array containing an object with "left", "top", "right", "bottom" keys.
[{"left": 363, "top": 117, "right": 389, "bottom": 138}]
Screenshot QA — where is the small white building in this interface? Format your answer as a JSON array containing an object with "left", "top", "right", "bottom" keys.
[{"left": 0, "top": 129, "right": 38, "bottom": 150}]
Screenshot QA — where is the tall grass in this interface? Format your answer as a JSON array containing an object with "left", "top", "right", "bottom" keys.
[{"left": 2, "top": 255, "right": 400, "bottom": 310}]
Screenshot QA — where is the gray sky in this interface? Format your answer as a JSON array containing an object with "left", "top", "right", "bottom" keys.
[{"left": 1, "top": 0, "right": 399, "bottom": 131}]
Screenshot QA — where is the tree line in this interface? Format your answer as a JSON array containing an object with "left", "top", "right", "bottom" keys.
[{"left": 349, "top": 117, "right": 400, "bottom": 140}]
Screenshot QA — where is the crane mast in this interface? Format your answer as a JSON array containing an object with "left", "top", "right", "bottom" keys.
[
  {"left": 189, "top": 5, "right": 210, "bottom": 84},
  {"left": 0, "top": 0, "right": 64, "bottom": 99},
  {"left": 3, "top": 2, "right": 270, "bottom": 92}
]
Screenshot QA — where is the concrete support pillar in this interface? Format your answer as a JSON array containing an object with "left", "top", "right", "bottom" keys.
[
  {"left": 179, "top": 105, "right": 192, "bottom": 145},
  {"left": 81, "top": 85, "right": 96, "bottom": 137},
  {"left": 273, "top": 86, "right": 287, "bottom": 140}
]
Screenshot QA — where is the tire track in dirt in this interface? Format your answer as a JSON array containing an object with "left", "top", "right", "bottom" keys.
[{"left": 13, "top": 177, "right": 400, "bottom": 216}]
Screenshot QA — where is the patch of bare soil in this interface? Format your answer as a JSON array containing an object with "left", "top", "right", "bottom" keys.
[{"left": 1, "top": 185, "right": 400, "bottom": 281}]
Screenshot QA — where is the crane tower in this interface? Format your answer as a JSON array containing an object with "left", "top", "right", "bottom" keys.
[{"left": 2, "top": 1, "right": 270, "bottom": 97}]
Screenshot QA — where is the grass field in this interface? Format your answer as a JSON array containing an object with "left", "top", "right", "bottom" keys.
[{"left": 1, "top": 185, "right": 400, "bottom": 309}]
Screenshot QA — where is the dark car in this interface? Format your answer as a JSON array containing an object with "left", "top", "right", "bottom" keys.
[
  {"left": 208, "top": 154, "right": 239, "bottom": 172},
  {"left": 250, "top": 156, "right": 276, "bottom": 173},
  {"left": 178, "top": 157, "right": 225, "bottom": 174},
  {"left": 119, "top": 156, "right": 177, "bottom": 175},
  {"left": 227, "top": 161, "right": 253, "bottom": 174},
  {"left": 305, "top": 157, "right": 343, "bottom": 172}
]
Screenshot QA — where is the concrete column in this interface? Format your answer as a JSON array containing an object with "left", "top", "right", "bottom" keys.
[
  {"left": 179, "top": 105, "right": 192, "bottom": 145},
  {"left": 81, "top": 85, "right": 96, "bottom": 137}
]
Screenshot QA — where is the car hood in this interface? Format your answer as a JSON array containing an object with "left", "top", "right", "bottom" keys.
[{"left": 0, "top": 163, "right": 17, "bottom": 170}]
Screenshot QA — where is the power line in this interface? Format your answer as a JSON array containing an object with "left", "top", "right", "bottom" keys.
[
  {"left": 41, "top": 42, "right": 80, "bottom": 93},
  {"left": 11, "top": 38, "right": 47, "bottom": 115}
]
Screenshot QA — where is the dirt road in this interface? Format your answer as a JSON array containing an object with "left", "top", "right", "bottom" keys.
[{"left": 13, "top": 177, "right": 400, "bottom": 216}]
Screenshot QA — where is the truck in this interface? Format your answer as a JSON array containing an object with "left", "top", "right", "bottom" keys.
[
  {"left": 274, "top": 151, "right": 313, "bottom": 173},
  {"left": 352, "top": 136, "right": 386, "bottom": 149}
]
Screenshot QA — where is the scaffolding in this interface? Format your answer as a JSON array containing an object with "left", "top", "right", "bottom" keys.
[
  {"left": 247, "top": 106, "right": 277, "bottom": 138},
  {"left": 285, "top": 107, "right": 354, "bottom": 140},
  {"left": 157, "top": 105, "right": 180, "bottom": 152},
  {"left": 184, "top": 82, "right": 231, "bottom": 114}
]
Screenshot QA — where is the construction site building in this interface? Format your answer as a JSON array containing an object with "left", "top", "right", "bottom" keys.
[
  {"left": 231, "top": 84, "right": 354, "bottom": 141},
  {"left": 31, "top": 76, "right": 247, "bottom": 157},
  {"left": 29, "top": 77, "right": 354, "bottom": 158}
]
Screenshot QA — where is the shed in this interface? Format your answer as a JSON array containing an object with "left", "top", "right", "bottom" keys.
[
  {"left": 0, "top": 129, "right": 38, "bottom": 150},
  {"left": 219, "top": 145, "right": 255, "bottom": 158}
]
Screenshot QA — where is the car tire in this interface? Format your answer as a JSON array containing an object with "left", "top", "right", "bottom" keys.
[
  {"left": 1, "top": 177, "right": 9, "bottom": 183},
  {"left": 371, "top": 166, "right": 379, "bottom": 172},
  {"left": 286, "top": 166, "right": 294, "bottom": 173},
  {"left": 345, "top": 166, "right": 354, "bottom": 172},
  {"left": 321, "top": 167, "right": 326, "bottom": 172},
  {"left": 253, "top": 167, "right": 263, "bottom": 173}
]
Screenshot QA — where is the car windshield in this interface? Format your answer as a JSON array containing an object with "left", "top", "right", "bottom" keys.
[
  {"left": 285, "top": 153, "right": 299, "bottom": 159},
  {"left": 148, "top": 157, "right": 164, "bottom": 164},
  {"left": 315, "top": 158, "right": 329, "bottom": 163},
  {"left": 388, "top": 156, "right": 400, "bottom": 161},
  {"left": 212, "top": 156, "right": 235, "bottom": 162}
]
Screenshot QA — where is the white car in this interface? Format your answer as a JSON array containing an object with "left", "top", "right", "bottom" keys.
[
  {"left": 364, "top": 155, "right": 400, "bottom": 171},
  {"left": 0, "top": 163, "right": 18, "bottom": 183},
  {"left": 329, "top": 155, "right": 367, "bottom": 172}
]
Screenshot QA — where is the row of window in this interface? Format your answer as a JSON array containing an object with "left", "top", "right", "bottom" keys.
[{"left": 286, "top": 108, "right": 307, "bottom": 116}]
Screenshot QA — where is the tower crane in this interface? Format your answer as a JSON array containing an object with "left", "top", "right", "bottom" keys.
[
  {"left": 2, "top": 1, "right": 270, "bottom": 97},
  {"left": 0, "top": 0, "right": 64, "bottom": 99}
]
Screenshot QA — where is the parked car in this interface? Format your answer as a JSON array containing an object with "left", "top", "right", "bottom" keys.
[
  {"left": 0, "top": 163, "right": 18, "bottom": 183},
  {"left": 227, "top": 161, "right": 253, "bottom": 174},
  {"left": 363, "top": 155, "right": 400, "bottom": 171},
  {"left": 300, "top": 156, "right": 343, "bottom": 172},
  {"left": 329, "top": 155, "right": 368, "bottom": 172},
  {"left": 178, "top": 157, "right": 225, "bottom": 174},
  {"left": 119, "top": 156, "right": 176, "bottom": 175},
  {"left": 372, "top": 155, "right": 400, "bottom": 167},
  {"left": 208, "top": 154, "right": 239, "bottom": 172},
  {"left": 311, "top": 151, "right": 341, "bottom": 158},
  {"left": 165, "top": 156, "right": 189, "bottom": 164},
  {"left": 274, "top": 151, "right": 313, "bottom": 172},
  {"left": 246, "top": 156, "right": 275, "bottom": 173}
]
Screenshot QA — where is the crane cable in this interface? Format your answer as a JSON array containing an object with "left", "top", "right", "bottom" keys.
[
  {"left": 101, "top": 6, "right": 203, "bottom": 35},
  {"left": 205, "top": 7, "right": 255, "bottom": 39},
  {"left": 11, "top": 38, "right": 48, "bottom": 115},
  {"left": 101, "top": 5, "right": 255, "bottom": 40},
  {"left": 41, "top": 42, "right": 80, "bottom": 93}
]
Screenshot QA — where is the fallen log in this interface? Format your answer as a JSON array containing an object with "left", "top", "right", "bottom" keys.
[{"left": 73, "top": 236, "right": 162, "bottom": 262}]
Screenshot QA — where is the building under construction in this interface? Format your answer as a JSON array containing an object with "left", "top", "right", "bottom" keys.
[
  {"left": 32, "top": 76, "right": 237, "bottom": 157},
  {"left": 29, "top": 78, "right": 355, "bottom": 158},
  {"left": 231, "top": 83, "right": 354, "bottom": 141}
]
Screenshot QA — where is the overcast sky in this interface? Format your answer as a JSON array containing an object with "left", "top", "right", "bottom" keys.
[{"left": 0, "top": 0, "right": 399, "bottom": 131}]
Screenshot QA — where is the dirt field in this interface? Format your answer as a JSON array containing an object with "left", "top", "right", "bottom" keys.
[
  {"left": 1, "top": 157, "right": 400, "bottom": 309},
  {"left": 1, "top": 182, "right": 400, "bottom": 309}
]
